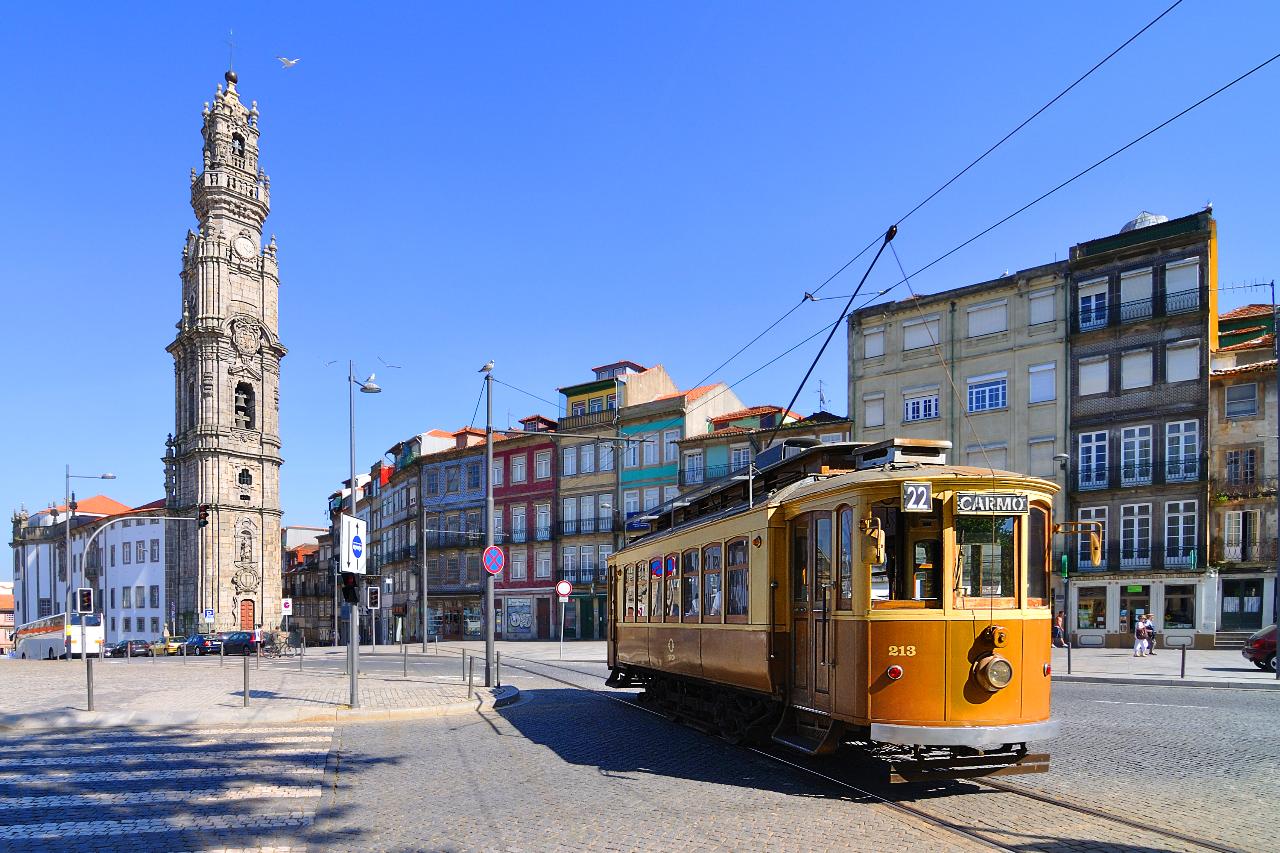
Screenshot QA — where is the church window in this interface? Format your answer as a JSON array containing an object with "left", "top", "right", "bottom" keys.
[
  {"left": 232, "top": 134, "right": 245, "bottom": 157},
  {"left": 234, "top": 383, "right": 256, "bottom": 430},
  {"left": 187, "top": 383, "right": 196, "bottom": 429},
  {"left": 238, "top": 469, "right": 253, "bottom": 487}
]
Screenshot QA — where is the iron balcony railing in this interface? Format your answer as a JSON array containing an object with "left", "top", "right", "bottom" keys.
[
  {"left": 1119, "top": 547, "right": 1152, "bottom": 568},
  {"left": 558, "top": 410, "right": 617, "bottom": 431},
  {"left": 1076, "top": 459, "right": 1202, "bottom": 491},
  {"left": 1217, "top": 537, "right": 1279, "bottom": 563},
  {"left": 535, "top": 525, "right": 553, "bottom": 542},
  {"left": 679, "top": 462, "right": 751, "bottom": 488},
  {"left": 561, "top": 516, "right": 619, "bottom": 535},
  {"left": 510, "top": 528, "right": 527, "bottom": 544},
  {"left": 1163, "top": 544, "right": 1197, "bottom": 567},
  {"left": 424, "top": 530, "right": 486, "bottom": 548},
  {"left": 1213, "top": 476, "right": 1279, "bottom": 500},
  {"left": 1073, "top": 291, "right": 1201, "bottom": 332}
]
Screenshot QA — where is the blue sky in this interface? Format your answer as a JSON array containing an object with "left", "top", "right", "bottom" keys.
[{"left": 1, "top": 2, "right": 1276, "bottom": 561}]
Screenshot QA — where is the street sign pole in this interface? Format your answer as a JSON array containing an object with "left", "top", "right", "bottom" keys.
[
  {"left": 483, "top": 363, "right": 496, "bottom": 687},
  {"left": 556, "top": 580, "right": 573, "bottom": 660}
]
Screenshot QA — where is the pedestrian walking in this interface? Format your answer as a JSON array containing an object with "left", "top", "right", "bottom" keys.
[
  {"left": 1052, "top": 611, "right": 1066, "bottom": 648},
  {"left": 1143, "top": 613, "right": 1157, "bottom": 655},
  {"left": 1133, "top": 614, "right": 1149, "bottom": 656}
]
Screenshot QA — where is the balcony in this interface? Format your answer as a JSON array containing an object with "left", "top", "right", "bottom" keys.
[
  {"left": 1165, "top": 289, "right": 1199, "bottom": 315},
  {"left": 679, "top": 463, "right": 748, "bottom": 488},
  {"left": 1119, "top": 547, "right": 1151, "bottom": 568},
  {"left": 1163, "top": 544, "right": 1196, "bottom": 568},
  {"left": 1213, "top": 476, "right": 1278, "bottom": 501},
  {"left": 1166, "top": 458, "right": 1200, "bottom": 483},
  {"left": 1119, "top": 461, "right": 1153, "bottom": 487},
  {"left": 1078, "top": 463, "right": 1109, "bottom": 491},
  {"left": 1073, "top": 290, "right": 1202, "bottom": 333},
  {"left": 535, "top": 525, "right": 553, "bottom": 542},
  {"left": 1217, "top": 537, "right": 1278, "bottom": 563},
  {"left": 558, "top": 410, "right": 616, "bottom": 431},
  {"left": 1075, "top": 460, "right": 1205, "bottom": 492},
  {"left": 561, "top": 516, "right": 618, "bottom": 535},
  {"left": 1077, "top": 306, "right": 1108, "bottom": 332},
  {"left": 1118, "top": 296, "right": 1153, "bottom": 322},
  {"left": 510, "top": 529, "right": 527, "bottom": 544}
]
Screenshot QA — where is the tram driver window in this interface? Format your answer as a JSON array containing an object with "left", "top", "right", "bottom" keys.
[
  {"left": 869, "top": 501, "right": 943, "bottom": 607},
  {"left": 956, "top": 515, "right": 1018, "bottom": 606},
  {"left": 1027, "top": 504, "right": 1050, "bottom": 607}
]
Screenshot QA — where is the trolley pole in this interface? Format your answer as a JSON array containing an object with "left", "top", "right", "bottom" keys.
[{"left": 483, "top": 361, "right": 495, "bottom": 687}]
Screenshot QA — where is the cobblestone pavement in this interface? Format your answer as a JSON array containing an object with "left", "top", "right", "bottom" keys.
[
  {"left": 0, "top": 656, "right": 472, "bottom": 723},
  {"left": 0, "top": 723, "right": 337, "bottom": 852}
]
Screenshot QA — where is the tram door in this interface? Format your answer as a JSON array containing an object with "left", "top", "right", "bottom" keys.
[{"left": 790, "top": 513, "right": 833, "bottom": 712}]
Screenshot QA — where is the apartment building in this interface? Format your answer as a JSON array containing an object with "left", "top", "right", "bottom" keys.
[
  {"left": 1066, "top": 210, "right": 1217, "bottom": 648},
  {"left": 494, "top": 415, "right": 561, "bottom": 640}
]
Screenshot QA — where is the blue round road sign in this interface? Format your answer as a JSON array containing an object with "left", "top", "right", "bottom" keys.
[
  {"left": 351, "top": 534, "right": 363, "bottom": 558},
  {"left": 482, "top": 545, "right": 505, "bottom": 575}
]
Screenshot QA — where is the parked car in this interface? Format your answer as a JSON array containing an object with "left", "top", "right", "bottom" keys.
[
  {"left": 220, "top": 631, "right": 260, "bottom": 655},
  {"left": 183, "top": 634, "right": 222, "bottom": 656},
  {"left": 105, "top": 639, "right": 154, "bottom": 658},
  {"left": 1242, "top": 624, "right": 1276, "bottom": 671},
  {"left": 160, "top": 636, "right": 186, "bottom": 655}
]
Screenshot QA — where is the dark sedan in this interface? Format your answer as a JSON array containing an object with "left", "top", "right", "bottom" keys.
[
  {"left": 183, "top": 634, "right": 222, "bottom": 655},
  {"left": 220, "top": 631, "right": 260, "bottom": 655},
  {"left": 1242, "top": 624, "right": 1276, "bottom": 671},
  {"left": 105, "top": 640, "right": 154, "bottom": 658}
]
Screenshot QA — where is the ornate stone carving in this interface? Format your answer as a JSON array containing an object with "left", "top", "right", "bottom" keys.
[{"left": 232, "top": 317, "right": 261, "bottom": 356}]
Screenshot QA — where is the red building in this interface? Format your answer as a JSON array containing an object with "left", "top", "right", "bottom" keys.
[{"left": 494, "top": 414, "right": 559, "bottom": 639}]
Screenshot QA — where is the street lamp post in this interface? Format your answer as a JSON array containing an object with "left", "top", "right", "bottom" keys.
[
  {"left": 347, "top": 361, "right": 381, "bottom": 709},
  {"left": 1054, "top": 452, "right": 1073, "bottom": 675},
  {"left": 61, "top": 467, "right": 116, "bottom": 665},
  {"left": 481, "top": 360, "right": 495, "bottom": 687}
]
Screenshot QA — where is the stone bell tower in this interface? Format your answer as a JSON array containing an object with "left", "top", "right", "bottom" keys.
[{"left": 165, "top": 70, "right": 285, "bottom": 635}]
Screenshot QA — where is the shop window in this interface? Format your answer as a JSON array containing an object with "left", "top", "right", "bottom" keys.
[
  {"left": 1164, "top": 584, "right": 1195, "bottom": 629},
  {"left": 726, "top": 538, "right": 749, "bottom": 621},
  {"left": 1077, "top": 586, "right": 1107, "bottom": 629},
  {"left": 702, "top": 544, "right": 723, "bottom": 619},
  {"left": 681, "top": 549, "right": 700, "bottom": 620},
  {"left": 1119, "top": 585, "right": 1150, "bottom": 637}
]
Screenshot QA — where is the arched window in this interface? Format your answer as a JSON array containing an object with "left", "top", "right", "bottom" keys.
[
  {"left": 238, "top": 469, "right": 253, "bottom": 487},
  {"left": 234, "top": 383, "right": 255, "bottom": 430},
  {"left": 231, "top": 134, "right": 245, "bottom": 157}
]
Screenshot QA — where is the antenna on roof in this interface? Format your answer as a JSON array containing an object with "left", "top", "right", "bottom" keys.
[{"left": 817, "top": 379, "right": 828, "bottom": 412}]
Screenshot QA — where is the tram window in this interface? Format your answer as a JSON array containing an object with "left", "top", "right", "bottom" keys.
[
  {"left": 624, "top": 565, "right": 635, "bottom": 622},
  {"left": 837, "top": 506, "right": 853, "bottom": 610},
  {"left": 726, "top": 538, "right": 749, "bottom": 621},
  {"left": 649, "top": 558, "right": 663, "bottom": 621},
  {"left": 792, "top": 523, "right": 809, "bottom": 602},
  {"left": 956, "top": 515, "right": 1018, "bottom": 601},
  {"left": 814, "top": 515, "right": 832, "bottom": 610},
  {"left": 870, "top": 503, "right": 944, "bottom": 606},
  {"left": 703, "top": 544, "right": 723, "bottom": 619},
  {"left": 682, "top": 549, "right": 700, "bottom": 620},
  {"left": 1027, "top": 504, "right": 1050, "bottom": 607},
  {"left": 912, "top": 539, "right": 941, "bottom": 600},
  {"left": 665, "top": 555, "right": 680, "bottom": 619},
  {"left": 636, "top": 563, "right": 649, "bottom": 619}
]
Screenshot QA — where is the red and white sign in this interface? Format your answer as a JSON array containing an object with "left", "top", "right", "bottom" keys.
[{"left": 555, "top": 580, "right": 573, "bottom": 597}]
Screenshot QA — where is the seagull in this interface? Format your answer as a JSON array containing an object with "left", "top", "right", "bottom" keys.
[
  {"left": 479, "top": 360, "right": 494, "bottom": 373},
  {"left": 276, "top": 56, "right": 301, "bottom": 69},
  {"left": 804, "top": 292, "right": 818, "bottom": 302}
]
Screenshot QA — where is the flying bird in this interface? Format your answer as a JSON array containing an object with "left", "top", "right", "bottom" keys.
[
  {"left": 479, "top": 360, "right": 494, "bottom": 373},
  {"left": 276, "top": 56, "right": 301, "bottom": 69}
]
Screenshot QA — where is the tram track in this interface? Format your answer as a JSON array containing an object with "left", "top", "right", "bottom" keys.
[{"left": 491, "top": 652, "right": 1245, "bottom": 853}]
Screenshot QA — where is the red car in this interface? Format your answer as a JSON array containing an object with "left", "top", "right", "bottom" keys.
[{"left": 1242, "top": 624, "right": 1276, "bottom": 671}]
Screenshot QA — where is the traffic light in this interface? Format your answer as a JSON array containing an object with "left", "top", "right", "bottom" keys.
[
  {"left": 197, "top": 504, "right": 211, "bottom": 528},
  {"left": 75, "top": 587, "right": 94, "bottom": 614},
  {"left": 365, "top": 585, "right": 380, "bottom": 610},
  {"left": 341, "top": 572, "right": 360, "bottom": 604}
]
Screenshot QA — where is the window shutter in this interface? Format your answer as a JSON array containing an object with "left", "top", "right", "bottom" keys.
[
  {"left": 966, "top": 301, "right": 1007, "bottom": 337},
  {"left": 1120, "top": 269, "right": 1153, "bottom": 305},
  {"left": 1078, "top": 358, "right": 1109, "bottom": 396},
  {"left": 863, "top": 394, "right": 885, "bottom": 428},
  {"left": 1028, "top": 363, "right": 1056, "bottom": 403},
  {"left": 1029, "top": 290, "right": 1055, "bottom": 326},
  {"left": 1029, "top": 440, "right": 1055, "bottom": 477},
  {"left": 1165, "top": 259, "right": 1199, "bottom": 294},
  {"left": 903, "top": 317, "right": 940, "bottom": 350},
  {"left": 1166, "top": 342, "right": 1199, "bottom": 383},
  {"left": 1120, "top": 350, "right": 1153, "bottom": 389},
  {"left": 863, "top": 328, "right": 884, "bottom": 358}
]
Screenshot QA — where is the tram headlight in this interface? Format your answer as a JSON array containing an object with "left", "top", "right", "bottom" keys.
[{"left": 972, "top": 654, "right": 1014, "bottom": 692}]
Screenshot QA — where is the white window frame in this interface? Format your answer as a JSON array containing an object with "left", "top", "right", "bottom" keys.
[
  {"left": 511, "top": 455, "right": 527, "bottom": 483},
  {"left": 535, "top": 550, "right": 552, "bottom": 579},
  {"left": 561, "top": 446, "right": 577, "bottom": 477},
  {"left": 623, "top": 438, "right": 640, "bottom": 469},
  {"left": 1119, "top": 267, "right": 1153, "bottom": 319},
  {"left": 1164, "top": 258, "right": 1200, "bottom": 313},
  {"left": 1120, "top": 425, "right": 1153, "bottom": 486},
  {"left": 1166, "top": 420, "right": 1199, "bottom": 482},
  {"left": 684, "top": 450, "right": 705, "bottom": 484},
  {"left": 1120, "top": 503, "right": 1152, "bottom": 567},
  {"left": 1078, "top": 278, "right": 1108, "bottom": 330},
  {"left": 599, "top": 442, "right": 615, "bottom": 471},
  {"left": 623, "top": 490, "right": 640, "bottom": 516},
  {"left": 579, "top": 444, "right": 595, "bottom": 474},
  {"left": 902, "top": 387, "right": 939, "bottom": 423},
  {"left": 643, "top": 487, "right": 660, "bottom": 511},
  {"left": 642, "top": 433, "right": 659, "bottom": 466},
  {"left": 1225, "top": 383, "right": 1258, "bottom": 419},
  {"left": 729, "top": 444, "right": 752, "bottom": 472},
  {"left": 534, "top": 450, "right": 552, "bottom": 480},
  {"left": 1078, "top": 431, "right": 1108, "bottom": 490},
  {"left": 663, "top": 430, "right": 681, "bottom": 463},
  {"left": 1078, "top": 506, "right": 1107, "bottom": 569},
  {"left": 1164, "top": 500, "right": 1197, "bottom": 566}
]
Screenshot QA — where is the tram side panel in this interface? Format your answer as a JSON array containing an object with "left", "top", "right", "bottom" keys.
[{"left": 830, "top": 617, "right": 869, "bottom": 721}]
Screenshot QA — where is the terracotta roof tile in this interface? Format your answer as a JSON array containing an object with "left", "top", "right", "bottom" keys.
[
  {"left": 1225, "top": 325, "right": 1268, "bottom": 337},
  {"left": 133, "top": 499, "right": 167, "bottom": 511},
  {"left": 1220, "top": 303, "right": 1273, "bottom": 321},
  {"left": 680, "top": 426, "right": 753, "bottom": 444},
  {"left": 1218, "top": 334, "right": 1275, "bottom": 353},
  {"left": 1212, "top": 358, "right": 1277, "bottom": 377},
  {"left": 48, "top": 495, "right": 133, "bottom": 517},
  {"left": 710, "top": 405, "right": 784, "bottom": 423},
  {"left": 0, "top": 594, "right": 13, "bottom": 611},
  {"left": 655, "top": 384, "right": 720, "bottom": 404}
]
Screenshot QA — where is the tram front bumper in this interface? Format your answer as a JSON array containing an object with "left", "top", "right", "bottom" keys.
[{"left": 870, "top": 719, "right": 1059, "bottom": 749}]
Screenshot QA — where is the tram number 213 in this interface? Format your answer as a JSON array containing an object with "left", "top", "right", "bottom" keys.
[{"left": 888, "top": 645, "right": 917, "bottom": 657}]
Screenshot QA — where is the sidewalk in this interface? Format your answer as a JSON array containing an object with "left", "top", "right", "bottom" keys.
[
  {"left": 0, "top": 653, "right": 518, "bottom": 730},
  {"left": 1051, "top": 646, "right": 1279, "bottom": 690}
]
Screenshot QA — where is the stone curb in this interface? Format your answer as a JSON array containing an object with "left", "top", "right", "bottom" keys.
[
  {"left": 1055, "top": 674, "right": 1280, "bottom": 690},
  {"left": 0, "top": 684, "right": 520, "bottom": 731}
]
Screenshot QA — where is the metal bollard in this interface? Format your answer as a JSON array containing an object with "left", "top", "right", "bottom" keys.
[
  {"left": 461, "top": 651, "right": 467, "bottom": 681},
  {"left": 299, "top": 638, "right": 305, "bottom": 671},
  {"left": 86, "top": 657, "right": 95, "bottom": 711},
  {"left": 220, "top": 641, "right": 225, "bottom": 667},
  {"left": 402, "top": 644, "right": 408, "bottom": 678},
  {"left": 467, "top": 656, "right": 475, "bottom": 700},
  {"left": 1180, "top": 645, "right": 1186, "bottom": 679},
  {"left": 256, "top": 640, "right": 261, "bottom": 669},
  {"left": 243, "top": 652, "right": 250, "bottom": 707},
  {"left": 496, "top": 651, "right": 502, "bottom": 688}
]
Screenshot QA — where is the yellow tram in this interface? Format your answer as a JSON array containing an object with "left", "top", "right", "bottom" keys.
[{"left": 607, "top": 437, "right": 1085, "bottom": 780}]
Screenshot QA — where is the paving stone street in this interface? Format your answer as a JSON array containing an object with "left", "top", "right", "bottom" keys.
[{"left": 0, "top": 646, "right": 1275, "bottom": 852}]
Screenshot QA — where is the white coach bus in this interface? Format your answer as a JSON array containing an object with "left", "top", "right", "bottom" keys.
[{"left": 13, "top": 612, "right": 105, "bottom": 660}]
